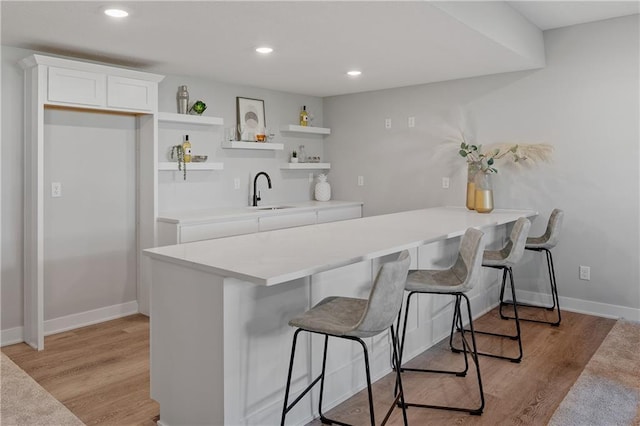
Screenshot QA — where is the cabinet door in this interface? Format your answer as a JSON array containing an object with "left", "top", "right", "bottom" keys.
[
  {"left": 180, "top": 219, "right": 259, "bottom": 243},
  {"left": 48, "top": 67, "right": 106, "bottom": 106},
  {"left": 107, "top": 76, "right": 156, "bottom": 111},
  {"left": 317, "top": 206, "right": 362, "bottom": 224},
  {"left": 259, "top": 212, "right": 317, "bottom": 232}
]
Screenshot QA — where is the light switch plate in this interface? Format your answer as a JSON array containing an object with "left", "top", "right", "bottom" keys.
[
  {"left": 51, "top": 182, "right": 62, "bottom": 197},
  {"left": 579, "top": 265, "right": 591, "bottom": 281}
]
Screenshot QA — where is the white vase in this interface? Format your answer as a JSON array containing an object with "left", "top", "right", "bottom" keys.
[{"left": 315, "top": 174, "right": 331, "bottom": 201}]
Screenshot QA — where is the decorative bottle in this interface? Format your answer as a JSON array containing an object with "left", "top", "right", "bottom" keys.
[
  {"left": 315, "top": 174, "right": 331, "bottom": 201},
  {"left": 299, "top": 106, "right": 309, "bottom": 127},
  {"left": 182, "top": 135, "right": 192, "bottom": 163},
  {"left": 177, "top": 85, "right": 189, "bottom": 114},
  {"left": 298, "top": 145, "right": 306, "bottom": 163}
]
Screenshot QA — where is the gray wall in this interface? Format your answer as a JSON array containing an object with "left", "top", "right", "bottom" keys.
[
  {"left": 43, "top": 110, "right": 138, "bottom": 320},
  {"left": 2, "top": 46, "right": 26, "bottom": 330},
  {"left": 324, "top": 15, "right": 640, "bottom": 315}
]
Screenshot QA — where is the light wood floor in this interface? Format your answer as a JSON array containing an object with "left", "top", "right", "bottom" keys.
[
  {"left": 2, "top": 314, "right": 158, "bottom": 426},
  {"left": 2, "top": 308, "right": 615, "bottom": 426}
]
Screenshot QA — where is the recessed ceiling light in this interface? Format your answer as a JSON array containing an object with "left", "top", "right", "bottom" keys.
[
  {"left": 256, "top": 47, "right": 274, "bottom": 54},
  {"left": 104, "top": 8, "right": 129, "bottom": 18},
  {"left": 347, "top": 70, "right": 362, "bottom": 77}
]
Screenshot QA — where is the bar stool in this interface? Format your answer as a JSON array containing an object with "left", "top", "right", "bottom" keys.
[
  {"left": 281, "top": 251, "right": 411, "bottom": 426},
  {"left": 398, "top": 228, "right": 486, "bottom": 415},
  {"left": 500, "top": 209, "right": 564, "bottom": 326},
  {"left": 457, "top": 217, "right": 531, "bottom": 363}
]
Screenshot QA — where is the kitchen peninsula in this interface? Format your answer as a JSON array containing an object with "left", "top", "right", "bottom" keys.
[{"left": 144, "top": 206, "right": 536, "bottom": 426}]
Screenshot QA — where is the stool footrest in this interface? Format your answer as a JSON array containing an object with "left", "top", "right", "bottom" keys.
[
  {"left": 401, "top": 366, "right": 467, "bottom": 377},
  {"left": 500, "top": 301, "right": 561, "bottom": 326},
  {"left": 453, "top": 327, "right": 522, "bottom": 362},
  {"left": 404, "top": 401, "right": 483, "bottom": 416},
  {"left": 463, "top": 328, "right": 518, "bottom": 340},
  {"left": 319, "top": 415, "right": 350, "bottom": 426},
  {"left": 501, "top": 300, "right": 554, "bottom": 310}
]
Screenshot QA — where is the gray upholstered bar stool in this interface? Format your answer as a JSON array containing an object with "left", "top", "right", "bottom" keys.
[
  {"left": 398, "top": 228, "right": 486, "bottom": 415},
  {"left": 458, "top": 217, "right": 531, "bottom": 363},
  {"left": 281, "top": 251, "right": 411, "bottom": 426},
  {"left": 500, "top": 208, "right": 564, "bottom": 326}
]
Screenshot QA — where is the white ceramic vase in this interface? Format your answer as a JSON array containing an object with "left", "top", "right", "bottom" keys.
[{"left": 315, "top": 174, "right": 331, "bottom": 201}]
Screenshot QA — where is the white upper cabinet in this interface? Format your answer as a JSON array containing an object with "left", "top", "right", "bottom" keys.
[
  {"left": 48, "top": 66, "right": 106, "bottom": 106},
  {"left": 107, "top": 75, "right": 157, "bottom": 111},
  {"left": 23, "top": 54, "right": 164, "bottom": 113}
]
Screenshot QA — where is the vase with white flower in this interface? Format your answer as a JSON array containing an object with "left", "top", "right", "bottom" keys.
[{"left": 458, "top": 136, "right": 553, "bottom": 213}]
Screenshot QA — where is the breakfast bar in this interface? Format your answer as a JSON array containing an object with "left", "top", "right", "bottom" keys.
[{"left": 144, "top": 207, "right": 536, "bottom": 426}]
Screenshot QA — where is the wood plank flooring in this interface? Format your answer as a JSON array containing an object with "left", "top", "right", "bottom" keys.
[
  {"left": 2, "top": 314, "right": 158, "bottom": 426},
  {"left": 2, "top": 308, "right": 615, "bottom": 426}
]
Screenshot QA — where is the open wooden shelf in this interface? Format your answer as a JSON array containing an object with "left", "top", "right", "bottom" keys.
[
  {"left": 280, "top": 124, "right": 331, "bottom": 135},
  {"left": 158, "top": 161, "right": 224, "bottom": 171},
  {"left": 222, "top": 141, "right": 284, "bottom": 150},
  {"left": 158, "top": 112, "right": 224, "bottom": 126},
  {"left": 280, "top": 163, "right": 331, "bottom": 170}
]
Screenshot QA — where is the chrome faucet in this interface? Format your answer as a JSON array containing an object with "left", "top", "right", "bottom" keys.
[{"left": 252, "top": 172, "right": 272, "bottom": 206}]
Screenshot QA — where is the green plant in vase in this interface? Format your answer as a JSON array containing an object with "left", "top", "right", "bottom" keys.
[{"left": 170, "top": 145, "right": 187, "bottom": 180}]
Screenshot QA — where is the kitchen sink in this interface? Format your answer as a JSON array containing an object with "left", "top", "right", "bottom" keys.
[{"left": 255, "top": 205, "right": 295, "bottom": 211}]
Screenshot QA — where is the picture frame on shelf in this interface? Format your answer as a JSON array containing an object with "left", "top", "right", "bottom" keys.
[{"left": 236, "top": 97, "right": 265, "bottom": 142}]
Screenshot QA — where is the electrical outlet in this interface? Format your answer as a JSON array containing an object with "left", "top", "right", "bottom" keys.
[
  {"left": 442, "top": 177, "right": 450, "bottom": 189},
  {"left": 51, "top": 182, "right": 62, "bottom": 197},
  {"left": 579, "top": 265, "right": 591, "bottom": 281},
  {"left": 408, "top": 116, "right": 415, "bottom": 128},
  {"left": 234, "top": 178, "right": 240, "bottom": 190},
  {"left": 309, "top": 173, "right": 314, "bottom": 183},
  {"left": 385, "top": 118, "right": 392, "bottom": 129},
  {"left": 357, "top": 176, "right": 364, "bottom": 186}
]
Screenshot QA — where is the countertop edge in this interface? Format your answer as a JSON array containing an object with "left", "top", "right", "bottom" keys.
[{"left": 157, "top": 201, "right": 364, "bottom": 225}]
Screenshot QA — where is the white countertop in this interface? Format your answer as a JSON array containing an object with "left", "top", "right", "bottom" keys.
[
  {"left": 157, "top": 200, "right": 364, "bottom": 225},
  {"left": 144, "top": 207, "right": 537, "bottom": 286}
]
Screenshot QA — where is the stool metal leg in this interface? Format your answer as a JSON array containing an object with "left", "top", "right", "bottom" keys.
[
  {"left": 456, "top": 267, "right": 523, "bottom": 363},
  {"left": 282, "top": 329, "right": 324, "bottom": 426},
  {"left": 387, "top": 325, "right": 409, "bottom": 426},
  {"left": 500, "top": 248, "right": 561, "bottom": 326},
  {"left": 399, "top": 292, "right": 484, "bottom": 415},
  {"left": 399, "top": 293, "right": 469, "bottom": 377},
  {"left": 283, "top": 330, "right": 407, "bottom": 426},
  {"left": 318, "top": 336, "right": 332, "bottom": 424}
]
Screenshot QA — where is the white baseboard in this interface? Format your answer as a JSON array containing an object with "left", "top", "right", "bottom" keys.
[
  {"left": 1, "top": 300, "right": 139, "bottom": 347},
  {"left": 515, "top": 289, "right": 640, "bottom": 321},
  {"left": 1, "top": 326, "right": 25, "bottom": 347}
]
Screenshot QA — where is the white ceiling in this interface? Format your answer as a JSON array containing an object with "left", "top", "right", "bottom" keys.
[{"left": 1, "top": 1, "right": 638, "bottom": 97}]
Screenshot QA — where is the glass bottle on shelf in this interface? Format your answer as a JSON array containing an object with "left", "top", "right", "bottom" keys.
[
  {"left": 182, "top": 135, "right": 192, "bottom": 163},
  {"left": 298, "top": 145, "right": 306, "bottom": 163},
  {"left": 299, "top": 106, "right": 309, "bottom": 127}
]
